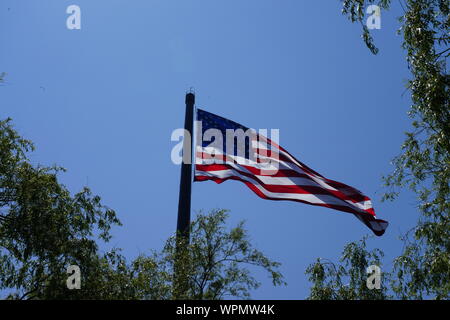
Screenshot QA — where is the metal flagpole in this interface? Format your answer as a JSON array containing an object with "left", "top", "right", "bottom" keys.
[
  {"left": 174, "top": 91, "right": 195, "bottom": 298},
  {"left": 176, "top": 91, "right": 195, "bottom": 240}
]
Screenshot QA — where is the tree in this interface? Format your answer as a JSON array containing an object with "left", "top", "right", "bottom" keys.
[
  {"left": 23, "top": 248, "right": 168, "bottom": 300},
  {"left": 381, "top": 0, "right": 449, "bottom": 299},
  {"left": 306, "top": 0, "right": 449, "bottom": 299},
  {"left": 0, "top": 118, "right": 122, "bottom": 299},
  {"left": 157, "top": 209, "right": 286, "bottom": 299},
  {"left": 33, "top": 209, "right": 285, "bottom": 300},
  {"left": 306, "top": 237, "right": 391, "bottom": 300}
]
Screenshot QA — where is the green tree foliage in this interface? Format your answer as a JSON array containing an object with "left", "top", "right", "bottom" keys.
[
  {"left": 381, "top": 0, "right": 449, "bottom": 300},
  {"left": 305, "top": 0, "right": 449, "bottom": 300},
  {"left": 341, "top": 0, "right": 391, "bottom": 54},
  {"left": 167, "top": 209, "right": 286, "bottom": 299},
  {"left": 38, "top": 209, "right": 285, "bottom": 300},
  {"left": 25, "top": 248, "right": 170, "bottom": 300},
  {"left": 306, "top": 237, "right": 391, "bottom": 300},
  {"left": 0, "top": 118, "right": 122, "bottom": 299}
]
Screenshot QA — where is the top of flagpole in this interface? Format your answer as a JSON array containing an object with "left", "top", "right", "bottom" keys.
[
  {"left": 186, "top": 87, "right": 195, "bottom": 105},
  {"left": 185, "top": 92, "right": 195, "bottom": 105}
]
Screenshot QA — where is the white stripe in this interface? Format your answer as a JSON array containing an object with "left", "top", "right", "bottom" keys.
[
  {"left": 197, "top": 148, "right": 372, "bottom": 211},
  {"left": 195, "top": 168, "right": 368, "bottom": 213},
  {"left": 197, "top": 148, "right": 341, "bottom": 192},
  {"left": 196, "top": 147, "right": 312, "bottom": 177}
]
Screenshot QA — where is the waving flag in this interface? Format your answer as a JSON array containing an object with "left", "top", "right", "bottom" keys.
[{"left": 194, "top": 109, "right": 388, "bottom": 236}]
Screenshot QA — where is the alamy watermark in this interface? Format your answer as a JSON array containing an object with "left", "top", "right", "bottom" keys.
[
  {"left": 366, "top": 5, "right": 381, "bottom": 30},
  {"left": 66, "top": 5, "right": 81, "bottom": 30},
  {"left": 66, "top": 265, "right": 81, "bottom": 290},
  {"left": 366, "top": 264, "right": 381, "bottom": 290},
  {"left": 63, "top": 5, "right": 379, "bottom": 32}
]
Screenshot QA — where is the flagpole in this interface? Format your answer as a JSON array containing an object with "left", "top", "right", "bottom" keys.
[
  {"left": 174, "top": 92, "right": 194, "bottom": 298},
  {"left": 176, "top": 92, "right": 195, "bottom": 239}
]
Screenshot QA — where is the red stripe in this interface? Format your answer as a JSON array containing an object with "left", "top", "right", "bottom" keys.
[
  {"left": 198, "top": 146, "right": 296, "bottom": 167},
  {"left": 197, "top": 149, "right": 372, "bottom": 205},
  {"left": 194, "top": 174, "right": 386, "bottom": 236},
  {"left": 241, "top": 143, "right": 374, "bottom": 206},
  {"left": 196, "top": 164, "right": 370, "bottom": 204},
  {"left": 196, "top": 150, "right": 288, "bottom": 166},
  {"left": 195, "top": 174, "right": 359, "bottom": 214},
  {"left": 196, "top": 163, "right": 310, "bottom": 178}
]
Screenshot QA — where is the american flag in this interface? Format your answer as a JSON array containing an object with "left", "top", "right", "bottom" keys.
[{"left": 194, "top": 109, "right": 388, "bottom": 236}]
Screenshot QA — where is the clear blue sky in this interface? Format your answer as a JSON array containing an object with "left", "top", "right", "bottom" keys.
[{"left": 1, "top": 0, "right": 419, "bottom": 299}]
